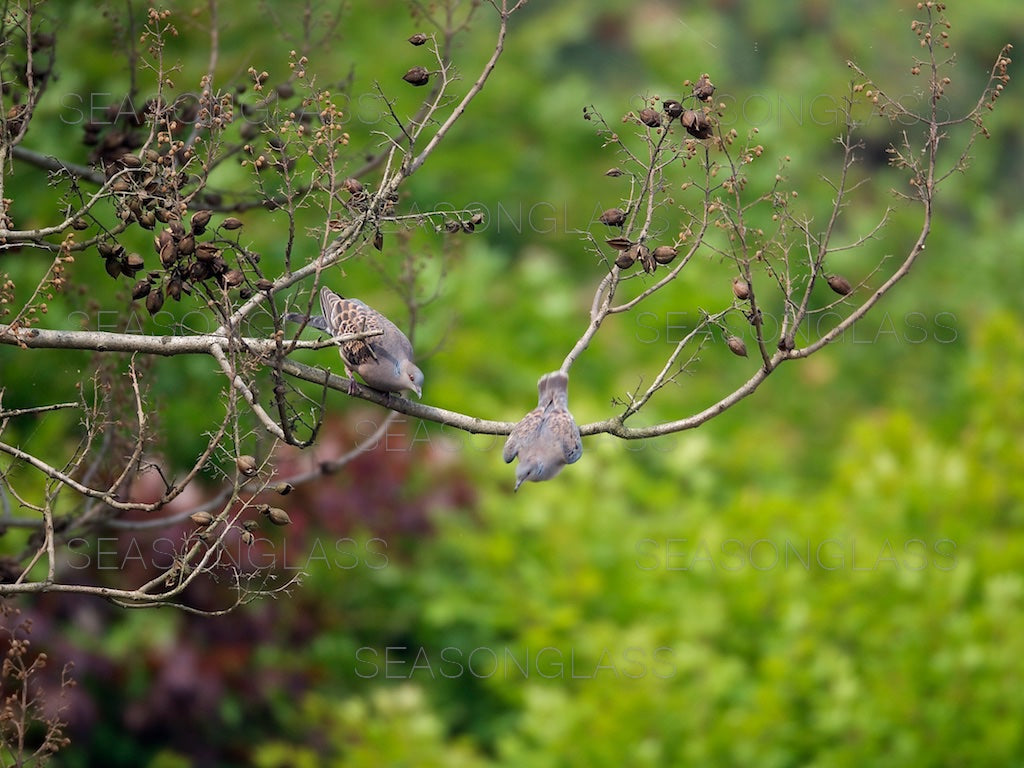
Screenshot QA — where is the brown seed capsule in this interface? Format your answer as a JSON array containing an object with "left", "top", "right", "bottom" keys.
[
  {"left": 726, "top": 335, "right": 748, "bottom": 357},
  {"left": 145, "top": 287, "right": 165, "bottom": 315},
  {"left": 342, "top": 177, "right": 364, "bottom": 195},
  {"left": 120, "top": 153, "right": 142, "bottom": 168},
  {"left": 373, "top": 230, "right": 384, "bottom": 250},
  {"left": 131, "top": 280, "right": 152, "bottom": 300},
  {"left": 732, "top": 276, "right": 751, "bottom": 300},
  {"left": 222, "top": 269, "right": 245, "bottom": 288},
  {"left": 125, "top": 253, "right": 145, "bottom": 274},
  {"left": 273, "top": 482, "right": 294, "bottom": 496},
  {"left": 236, "top": 455, "right": 258, "bottom": 476},
  {"left": 191, "top": 209, "right": 212, "bottom": 234},
  {"left": 71, "top": 217, "right": 89, "bottom": 231},
  {"left": 190, "top": 511, "right": 214, "bottom": 526},
  {"left": 693, "top": 73, "right": 716, "bottom": 101},
  {"left": 637, "top": 245, "right": 657, "bottom": 274},
  {"left": 638, "top": 107, "right": 661, "bottom": 128},
  {"left": 177, "top": 234, "right": 196, "bottom": 256},
  {"left": 408, "top": 32, "right": 428, "bottom": 46},
  {"left": 167, "top": 278, "right": 183, "bottom": 301},
  {"left": 606, "top": 237, "right": 633, "bottom": 250},
  {"left": 189, "top": 261, "right": 212, "bottom": 281},
  {"left": 256, "top": 278, "right": 274, "bottom": 292},
  {"left": 97, "top": 242, "right": 116, "bottom": 258},
  {"left": 605, "top": 167, "right": 624, "bottom": 177},
  {"left": 159, "top": 241, "right": 177, "bottom": 267},
  {"left": 221, "top": 217, "right": 243, "bottom": 230},
  {"left": 402, "top": 66, "right": 430, "bottom": 86},
  {"left": 599, "top": 208, "right": 626, "bottom": 227},
  {"left": 681, "top": 109, "right": 713, "bottom": 139},
  {"left": 168, "top": 219, "right": 185, "bottom": 239},
  {"left": 777, "top": 335, "right": 795, "bottom": 351},
  {"left": 469, "top": 212, "right": 485, "bottom": 226},
  {"left": 242, "top": 519, "right": 259, "bottom": 532},
  {"left": 663, "top": 99, "right": 684, "bottom": 119},
  {"left": 267, "top": 507, "right": 292, "bottom": 526},
  {"left": 615, "top": 250, "right": 636, "bottom": 269},
  {"left": 139, "top": 210, "right": 156, "bottom": 229},
  {"left": 827, "top": 274, "right": 853, "bottom": 295},
  {"left": 195, "top": 242, "right": 219, "bottom": 262},
  {"left": 653, "top": 245, "right": 678, "bottom": 264},
  {"left": 241, "top": 530, "right": 255, "bottom": 546},
  {"left": 104, "top": 258, "right": 122, "bottom": 279}
]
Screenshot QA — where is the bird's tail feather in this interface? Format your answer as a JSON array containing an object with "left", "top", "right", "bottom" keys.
[{"left": 537, "top": 371, "right": 569, "bottom": 408}]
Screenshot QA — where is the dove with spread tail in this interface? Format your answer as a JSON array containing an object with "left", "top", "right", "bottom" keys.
[
  {"left": 503, "top": 371, "right": 583, "bottom": 491},
  {"left": 290, "top": 287, "right": 423, "bottom": 397}
]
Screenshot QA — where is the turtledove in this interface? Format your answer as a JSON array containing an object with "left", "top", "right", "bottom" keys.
[
  {"left": 503, "top": 371, "right": 583, "bottom": 491},
  {"left": 287, "top": 287, "right": 423, "bottom": 397}
]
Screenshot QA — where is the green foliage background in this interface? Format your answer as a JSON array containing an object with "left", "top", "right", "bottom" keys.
[{"left": 3, "top": 0, "right": 1023, "bottom": 765}]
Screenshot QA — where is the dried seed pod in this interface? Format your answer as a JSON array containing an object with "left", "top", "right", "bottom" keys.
[
  {"left": 777, "top": 335, "right": 795, "bottom": 351},
  {"left": 120, "top": 153, "right": 142, "bottom": 168},
  {"left": 241, "top": 530, "right": 255, "bottom": 546},
  {"left": 726, "top": 335, "right": 748, "bottom": 357},
  {"left": 131, "top": 279, "right": 152, "bottom": 300},
  {"left": 663, "top": 99, "right": 684, "bottom": 119},
  {"left": 190, "top": 511, "right": 214, "bottom": 526},
  {"left": 606, "top": 237, "right": 633, "bottom": 250},
  {"left": 443, "top": 220, "right": 461, "bottom": 233},
  {"left": 145, "top": 286, "right": 165, "bottom": 315},
  {"left": 266, "top": 507, "right": 292, "bottom": 526},
  {"left": 124, "top": 253, "right": 145, "bottom": 274},
  {"left": 168, "top": 219, "right": 185, "bottom": 239},
  {"left": 177, "top": 234, "right": 196, "bottom": 256},
  {"left": 469, "top": 212, "right": 485, "bottom": 226},
  {"left": 97, "top": 242, "right": 116, "bottom": 258},
  {"left": 221, "top": 217, "right": 243, "bottom": 230},
  {"left": 599, "top": 208, "right": 626, "bottom": 227},
  {"left": 615, "top": 250, "right": 636, "bottom": 269},
  {"left": 167, "top": 278, "right": 183, "bottom": 301},
  {"left": 732, "top": 276, "right": 751, "bottom": 300},
  {"left": 638, "top": 107, "right": 661, "bottom": 128},
  {"left": 255, "top": 278, "right": 274, "bottom": 292},
  {"left": 693, "top": 73, "right": 716, "bottom": 101},
  {"left": 222, "top": 269, "right": 245, "bottom": 288},
  {"left": 408, "top": 32, "right": 428, "bottom": 46},
  {"left": 827, "top": 274, "right": 853, "bottom": 295},
  {"left": 139, "top": 210, "right": 156, "bottom": 229},
  {"left": 402, "top": 66, "right": 430, "bottom": 86},
  {"left": 373, "top": 230, "right": 384, "bottom": 250},
  {"left": 188, "top": 261, "right": 212, "bottom": 281},
  {"left": 190, "top": 209, "right": 212, "bottom": 234},
  {"left": 342, "top": 177, "right": 364, "bottom": 194},
  {"left": 236, "top": 455, "right": 258, "bottom": 476},
  {"left": 604, "top": 167, "right": 624, "bottom": 177},
  {"left": 159, "top": 241, "right": 178, "bottom": 267},
  {"left": 273, "top": 482, "right": 294, "bottom": 496},
  {"left": 242, "top": 519, "right": 259, "bottom": 532},
  {"left": 195, "top": 242, "right": 219, "bottom": 262},
  {"left": 681, "top": 109, "right": 713, "bottom": 139},
  {"left": 653, "top": 245, "right": 678, "bottom": 264},
  {"left": 104, "top": 258, "right": 122, "bottom": 279},
  {"left": 71, "top": 217, "right": 89, "bottom": 231},
  {"left": 637, "top": 245, "right": 657, "bottom": 274}
]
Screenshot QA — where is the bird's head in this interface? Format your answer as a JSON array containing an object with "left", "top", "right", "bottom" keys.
[{"left": 402, "top": 361, "right": 424, "bottom": 398}]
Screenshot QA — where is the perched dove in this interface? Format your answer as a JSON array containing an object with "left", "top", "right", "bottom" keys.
[
  {"left": 503, "top": 371, "right": 583, "bottom": 491},
  {"left": 289, "top": 287, "right": 423, "bottom": 398}
]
